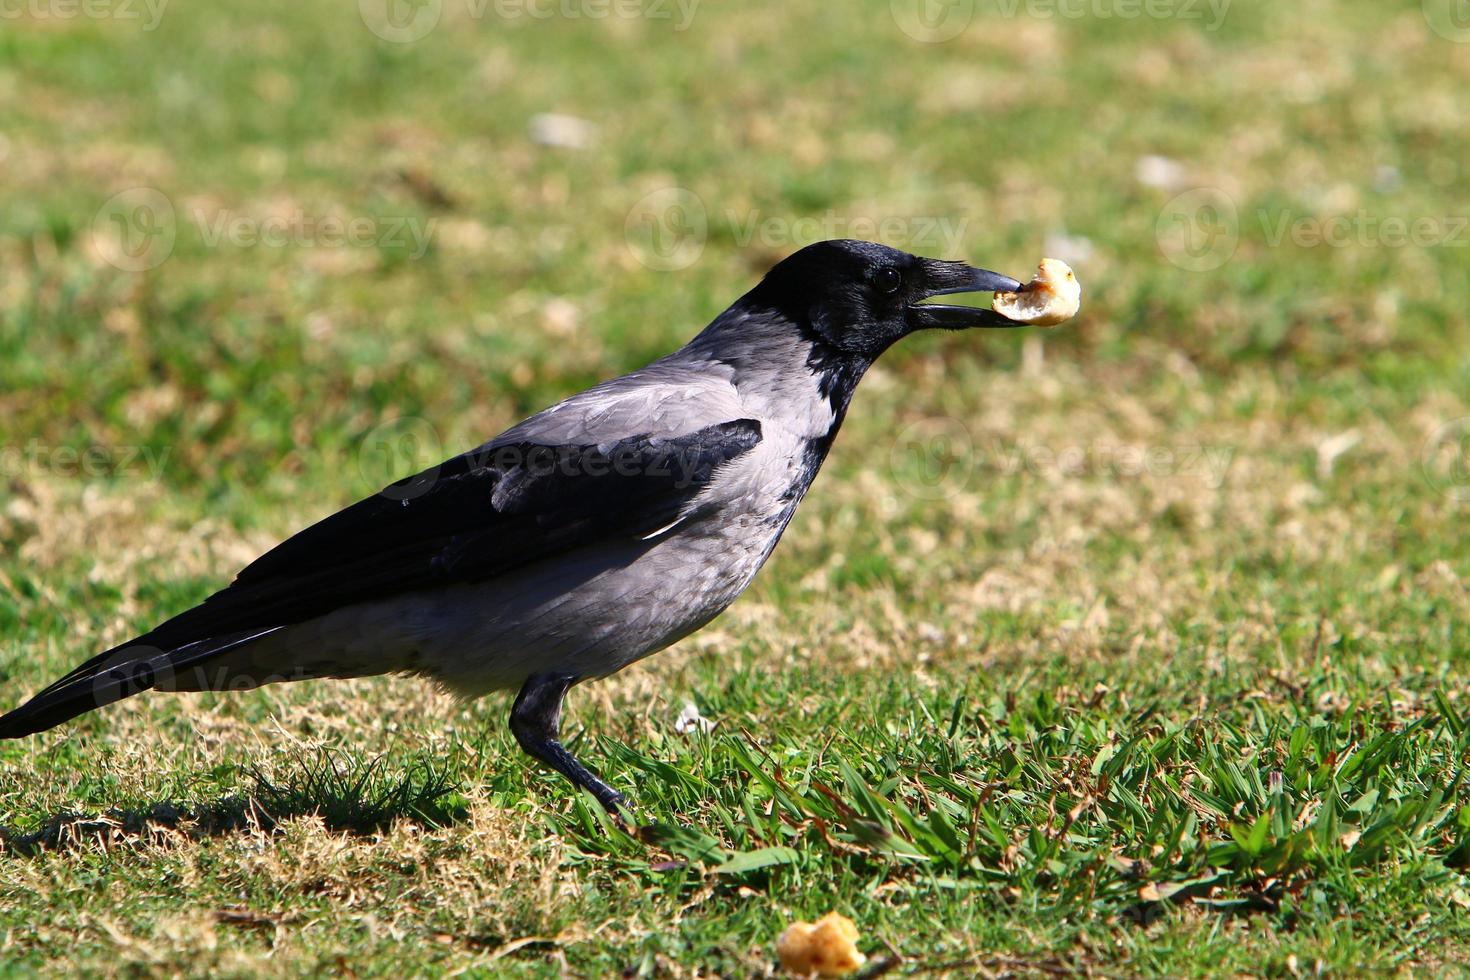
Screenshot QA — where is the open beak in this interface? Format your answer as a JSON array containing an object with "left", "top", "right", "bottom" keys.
[{"left": 907, "top": 260, "right": 1026, "bottom": 330}]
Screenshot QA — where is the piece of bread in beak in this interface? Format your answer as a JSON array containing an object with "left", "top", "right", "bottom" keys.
[{"left": 992, "top": 258, "right": 1081, "bottom": 327}]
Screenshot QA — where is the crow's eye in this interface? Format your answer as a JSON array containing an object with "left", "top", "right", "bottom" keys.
[{"left": 875, "top": 267, "right": 902, "bottom": 294}]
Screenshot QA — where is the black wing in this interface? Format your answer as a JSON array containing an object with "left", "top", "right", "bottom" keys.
[
  {"left": 126, "top": 418, "right": 758, "bottom": 647},
  {"left": 1, "top": 419, "right": 761, "bottom": 733}
]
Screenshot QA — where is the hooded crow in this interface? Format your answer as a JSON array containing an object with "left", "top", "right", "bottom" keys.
[{"left": 0, "top": 239, "right": 1029, "bottom": 814}]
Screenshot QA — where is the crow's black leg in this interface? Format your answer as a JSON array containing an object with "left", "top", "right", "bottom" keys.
[{"left": 510, "top": 672, "right": 628, "bottom": 816}]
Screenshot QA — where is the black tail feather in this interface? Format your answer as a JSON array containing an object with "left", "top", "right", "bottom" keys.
[{"left": 0, "top": 628, "right": 280, "bottom": 739}]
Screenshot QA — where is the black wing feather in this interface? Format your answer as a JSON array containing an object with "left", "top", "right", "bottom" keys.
[
  {"left": 230, "top": 419, "right": 761, "bottom": 592},
  {"left": 1, "top": 419, "right": 761, "bottom": 734}
]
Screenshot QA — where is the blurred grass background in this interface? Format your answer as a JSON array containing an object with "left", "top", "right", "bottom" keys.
[{"left": 2, "top": 0, "right": 1470, "bottom": 975}]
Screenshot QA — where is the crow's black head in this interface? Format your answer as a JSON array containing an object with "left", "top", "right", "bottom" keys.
[{"left": 743, "top": 239, "right": 1024, "bottom": 363}]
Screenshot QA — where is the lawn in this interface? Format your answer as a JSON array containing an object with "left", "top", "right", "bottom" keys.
[{"left": 2, "top": 0, "right": 1470, "bottom": 975}]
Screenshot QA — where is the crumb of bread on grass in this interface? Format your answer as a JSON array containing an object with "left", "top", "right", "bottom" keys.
[{"left": 777, "top": 912, "right": 866, "bottom": 977}]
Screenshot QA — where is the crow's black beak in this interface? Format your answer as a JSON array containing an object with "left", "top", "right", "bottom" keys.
[{"left": 907, "top": 260, "right": 1026, "bottom": 330}]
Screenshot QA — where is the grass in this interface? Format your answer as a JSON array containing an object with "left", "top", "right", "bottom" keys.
[{"left": 2, "top": 0, "right": 1470, "bottom": 974}]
